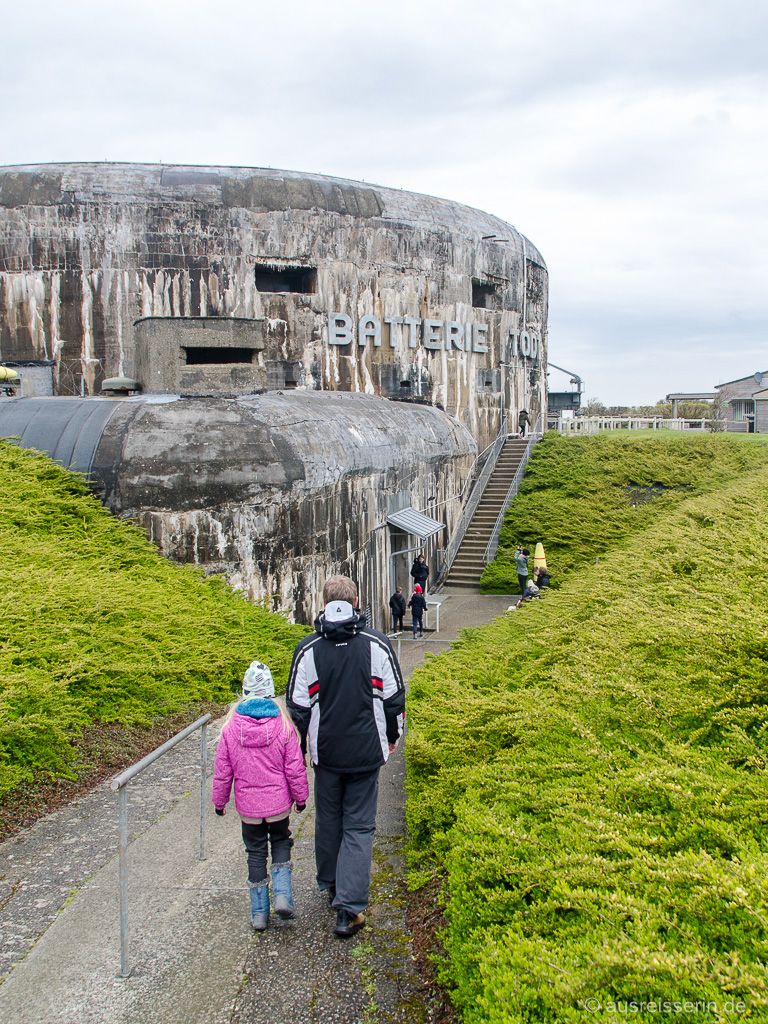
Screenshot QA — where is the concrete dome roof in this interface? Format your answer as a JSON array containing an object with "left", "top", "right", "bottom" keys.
[
  {"left": 0, "top": 391, "right": 476, "bottom": 512},
  {"left": 0, "top": 162, "right": 546, "bottom": 268}
]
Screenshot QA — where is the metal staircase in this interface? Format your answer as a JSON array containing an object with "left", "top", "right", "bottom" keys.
[{"left": 442, "top": 436, "right": 531, "bottom": 590}]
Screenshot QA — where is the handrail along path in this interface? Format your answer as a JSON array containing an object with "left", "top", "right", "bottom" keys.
[{"left": 110, "top": 713, "right": 212, "bottom": 978}]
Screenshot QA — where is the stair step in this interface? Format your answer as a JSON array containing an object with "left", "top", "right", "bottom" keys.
[{"left": 442, "top": 437, "right": 534, "bottom": 583}]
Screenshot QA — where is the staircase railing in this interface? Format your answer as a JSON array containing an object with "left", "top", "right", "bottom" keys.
[
  {"left": 436, "top": 417, "right": 508, "bottom": 586},
  {"left": 482, "top": 429, "right": 541, "bottom": 564}
]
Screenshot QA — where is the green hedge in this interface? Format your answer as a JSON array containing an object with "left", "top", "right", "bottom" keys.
[
  {"left": 0, "top": 441, "right": 309, "bottom": 796},
  {"left": 408, "top": 452, "right": 768, "bottom": 1020},
  {"left": 481, "top": 432, "right": 768, "bottom": 593}
]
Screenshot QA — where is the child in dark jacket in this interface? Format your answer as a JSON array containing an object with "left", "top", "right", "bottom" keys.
[
  {"left": 389, "top": 586, "right": 406, "bottom": 631},
  {"left": 408, "top": 584, "right": 427, "bottom": 638},
  {"left": 212, "top": 661, "right": 309, "bottom": 931}
]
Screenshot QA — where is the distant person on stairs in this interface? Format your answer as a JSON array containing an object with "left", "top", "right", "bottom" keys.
[
  {"left": 389, "top": 585, "right": 406, "bottom": 632},
  {"left": 518, "top": 409, "right": 531, "bottom": 436}
]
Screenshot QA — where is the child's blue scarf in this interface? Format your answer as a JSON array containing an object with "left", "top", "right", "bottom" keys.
[{"left": 236, "top": 697, "right": 280, "bottom": 719}]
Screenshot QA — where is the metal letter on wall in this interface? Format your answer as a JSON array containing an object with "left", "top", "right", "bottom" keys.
[
  {"left": 423, "top": 319, "right": 443, "bottom": 350},
  {"left": 385, "top": 315, "right": 404, "bottom": 348},
  {"left": 359, "top": 314, "right": 382, "bottom": 347},
  {"left": 518, "top": 331, "right": 540, "bottom": 362},
  {"left": 404, "top": 317, "right": 421, "bottom": 349},
  {"left": 329, "top": 313, "right": 354, "bottom": 345},
  {"left": 472, "top": 323, "right": 489, "bottom": 353},
  {"left": 445, "top": 321, "right": 464, "bottom": 351}
]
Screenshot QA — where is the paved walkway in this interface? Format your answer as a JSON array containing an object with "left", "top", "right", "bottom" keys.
[{"left": 0, "top": 590, "right": 514, "bottom": 1024}]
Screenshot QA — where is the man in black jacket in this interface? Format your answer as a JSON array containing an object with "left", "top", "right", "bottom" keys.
[
  {"left": 286, "top": 575, "right": 405, "bottom": 937},
  {"left": 410, "top": 554, "right": 429, "bottom": 592}
]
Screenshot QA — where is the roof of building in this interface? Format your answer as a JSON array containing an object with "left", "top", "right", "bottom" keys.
[
  {"left": 0, "top": 162, "right": 546, "bottom": 268},
  {"left": 386, "top": 507, "right": 444, "bottom": 539},
  {"left": 666, "top": 393, "right": 716, "bottom": 401},
  {"left": 715, "top": 372, "right": 768, "bottom": 389}
]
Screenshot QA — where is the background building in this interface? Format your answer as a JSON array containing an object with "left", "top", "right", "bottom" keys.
[{"left": 714, "top": 372, "right": 768, "bottom": 433}]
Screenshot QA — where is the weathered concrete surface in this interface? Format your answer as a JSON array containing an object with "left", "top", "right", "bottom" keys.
[
  {"left": 0, "top": 391, "right": 475, "bottom": 623},
  {"left": 0, "top": 591, "right": 514, "bottom": 1024},
  {"left": 134, "top": 317, "right": 268, "bottom": 397},
  {"left": 0, "top": 162, "right": 548, "bottom": 450}
]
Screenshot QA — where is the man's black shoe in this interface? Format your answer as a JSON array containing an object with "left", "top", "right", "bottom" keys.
[{"left": 334, "top": 908, "right": 366, "bottom": 938}]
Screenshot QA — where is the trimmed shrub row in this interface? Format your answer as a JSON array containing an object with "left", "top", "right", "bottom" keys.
[
  {"left": 481, "top": 432, "right": 768, "bottom": 593},
  {"left": 408, "top": 439, "right": 768, "bottom": 1021},
  {"left": 0, "top": 442, "right": 309, "bottom": 796}
]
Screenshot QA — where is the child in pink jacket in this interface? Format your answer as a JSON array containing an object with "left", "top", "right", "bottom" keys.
[{"left": 212, "top": 661, "right": 309, "bottom": 930}]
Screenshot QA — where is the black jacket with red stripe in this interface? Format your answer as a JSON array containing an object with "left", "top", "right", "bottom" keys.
[{"left": 286, "top": 604, "right": 405, "bottom": 774}]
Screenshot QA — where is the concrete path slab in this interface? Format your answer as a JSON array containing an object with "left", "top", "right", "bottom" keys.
[{"left": 0, "top": 591, "right": 515, "bottom": 1023}]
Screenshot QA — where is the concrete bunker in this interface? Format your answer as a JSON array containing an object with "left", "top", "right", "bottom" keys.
[
  {"left": 0, "top": 163, "right": 548, "bottom": 620},
  {"left": 0, "top": 391, "right": 475, "bottom": 624}
]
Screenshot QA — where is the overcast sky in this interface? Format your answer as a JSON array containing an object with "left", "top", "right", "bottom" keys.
[{"left": 2, "top": 0, "right": 766, "bottom": 404}]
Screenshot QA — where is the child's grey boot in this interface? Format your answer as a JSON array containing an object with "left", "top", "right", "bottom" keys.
[
  {"left": 248, "top": 878, "right": 270, "bottom": 930},
  {"left": 271, "top": 861, "right": 295, "bottom": 919}
]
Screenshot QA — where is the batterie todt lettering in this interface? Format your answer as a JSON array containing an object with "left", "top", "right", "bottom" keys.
[{"left": 328, "top": 313, "right": 542, "bottom": 360}]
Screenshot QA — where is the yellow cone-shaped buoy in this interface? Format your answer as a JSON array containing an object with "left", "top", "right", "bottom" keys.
[
  {"left": 0, "top": 366, "right": 18, "bottom": 380},
  {"left": 533, "top": 542, "right": 547, "bottom": 569}
]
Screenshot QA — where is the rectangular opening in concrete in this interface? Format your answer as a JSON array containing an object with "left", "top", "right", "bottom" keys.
[
  {"left": 254, "top": 267, "right": 316, "bottom": 293},
  {"left": 184, "top": 347, "right": 255, "bottom": 364},
  {"left": 472, "top": 280, "right": 499, "bottom": 309},
  {"left": 476, "top": 368, "right": 501, "bottom": 392}
]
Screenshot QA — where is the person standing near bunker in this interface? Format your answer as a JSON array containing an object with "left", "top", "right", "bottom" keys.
[
  {"left": 515, "top": 546, "right": 530, "bottom": 602},
  {"left": 286, "top": 575, "right": 405, "bottom": 938},
  {"left": 408, "top": 584, "right": 427, "bottom": 638},
  {"left": 389, "top": 585, "right": 406, "bottom": 632},
  {"left": 410, "top": 554, "right": 429, "bottom": 593}
]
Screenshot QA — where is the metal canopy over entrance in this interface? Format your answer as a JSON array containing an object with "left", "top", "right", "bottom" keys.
[{"left": 386, "top": 507, "right": 443, "bottom": 539}]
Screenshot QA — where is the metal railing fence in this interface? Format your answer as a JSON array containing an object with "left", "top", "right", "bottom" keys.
[
  {"left": 437, "top": 416, "right": 509, "bottom": 585},
  {"left": 555, "top": 416, "right": 709, "bottom": 434},
  {"left": 110, "top": 713, "right": 211, "bottom": 978},
  {"left": 483, "top": 428, "right": 541, "bottom": 564}
]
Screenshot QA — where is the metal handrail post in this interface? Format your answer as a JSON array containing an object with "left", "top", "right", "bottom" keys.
[
  {"left": 111, "top": 712, "right": 212, "bottom": 978},
  {"left": 118, "top": 786, "right": 130, "bottom": 978},
  {"left": 200, "top": 720, "right": 208, "bottom": 862},
  {"left": 483, "top": 431, "right": 541, "bottom": 564},
  {"left": 438, "top": 416, "right": 509, "bottom": 584}
]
